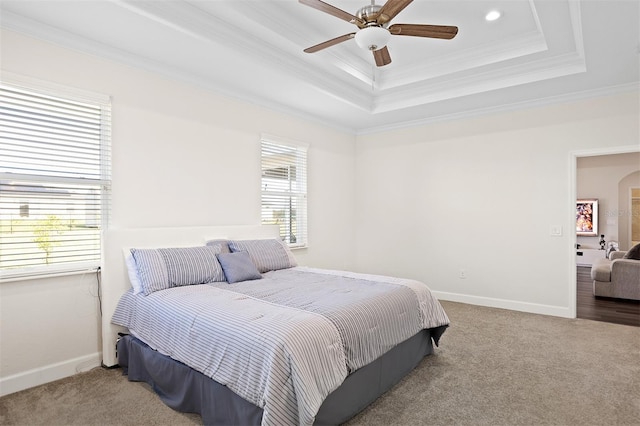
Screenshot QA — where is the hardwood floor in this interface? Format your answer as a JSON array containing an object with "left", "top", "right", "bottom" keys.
[{"left": 576, "top": 266, "right": 640, "bottom": 327}]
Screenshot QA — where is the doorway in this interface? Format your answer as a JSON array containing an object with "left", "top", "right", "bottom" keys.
[{"left": 572, "top": 149, "right": 640, "bottom": 323}]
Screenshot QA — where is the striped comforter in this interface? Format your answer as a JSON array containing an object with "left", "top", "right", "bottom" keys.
[{"left": 112, "top": 267, "right": 449, "bottom": 426}]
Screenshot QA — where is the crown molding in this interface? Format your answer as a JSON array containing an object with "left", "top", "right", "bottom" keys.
[
  {"left": 357, "top": 83, "right": 640, "bottom": 135},
  {"left": 1, "top": 3, "right": 373, "bottom": 112},
  {"left": 379, "top": 30, "right": 548, "bottom": 90},
  {"left": 373, "top": 50, "right": 586, "bottom": 112},
  {"left": 372, "top": 0, "right": 587, "bottom": 112},
  {"left": 0, "top": 14, "right": 359, "bottom": 134},
  {"left": 115, "top": 0, "right": 373, "bottom": 110}
]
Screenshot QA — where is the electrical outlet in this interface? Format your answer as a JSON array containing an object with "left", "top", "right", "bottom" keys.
[{"left": 459, "top": 269, "right": 467, "bottom": 279}]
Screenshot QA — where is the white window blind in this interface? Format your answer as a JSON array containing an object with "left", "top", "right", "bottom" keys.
[
  {"left": 261, "top": 136, "right": 307, "bottom": 248},
  {"left": 0, "top": 79, "right": 111, "bottom": 280}
]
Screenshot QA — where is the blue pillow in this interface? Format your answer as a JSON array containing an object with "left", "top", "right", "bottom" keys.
[{"left": 216, "top": 251, "right": 262, "bottom": 284}]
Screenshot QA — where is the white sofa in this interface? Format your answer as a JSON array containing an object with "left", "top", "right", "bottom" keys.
[{"left": 591, "top": 249, "right": 640, "bottom": 300}]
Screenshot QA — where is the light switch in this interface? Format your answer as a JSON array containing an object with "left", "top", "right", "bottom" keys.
[{"left": 550, "top": 225, "right": 562, "bottom": 236}]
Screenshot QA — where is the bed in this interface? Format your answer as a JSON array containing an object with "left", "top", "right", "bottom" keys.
[{"left": 101, "top": 226, "right": 449, "bottom": 426}]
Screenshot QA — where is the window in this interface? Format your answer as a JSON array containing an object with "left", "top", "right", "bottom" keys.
[
  {"left": 0, "top": 77, "right": 111, "bottom": 280},
  {"left": 261, "top": 135, "right": 307, "bottom": 248}
]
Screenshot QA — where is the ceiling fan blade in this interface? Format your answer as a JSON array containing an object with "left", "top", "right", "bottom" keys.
[
  {"left": 304, "top": 33, "right": 356, "bottom": 53},
  {"left": 373, "top": 46, "right": 392, "bottom": 66},
  {"left": 389, "top": 24, "right": 458, "bottom": 39},
  {"left": 299, "top": 0, "right": 364, "bottom": 25},
  {"left": 375, "top": 0, "right": 414, "bottom": 24}
]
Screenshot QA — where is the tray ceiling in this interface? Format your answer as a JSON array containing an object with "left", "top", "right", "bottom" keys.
[{"left": 1, "top": 0, "right": 638, "bottom": 133}]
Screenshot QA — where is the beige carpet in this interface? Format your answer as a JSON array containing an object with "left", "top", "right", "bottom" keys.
[{"left": 2, "top": 301, "right": 639, "bottom": 425}]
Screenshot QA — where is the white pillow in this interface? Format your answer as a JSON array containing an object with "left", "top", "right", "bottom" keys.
[{"left": 122, "top": 248, "right": 143, "bottom": 295}]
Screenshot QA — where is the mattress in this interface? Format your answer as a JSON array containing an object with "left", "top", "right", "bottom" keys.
[{"left": 112, "top": 266, "right": 449, "bottom": 426}]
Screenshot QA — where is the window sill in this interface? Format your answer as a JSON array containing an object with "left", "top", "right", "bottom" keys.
[{"left": 0, "top": 267, "right": 99, "bottom": 283}]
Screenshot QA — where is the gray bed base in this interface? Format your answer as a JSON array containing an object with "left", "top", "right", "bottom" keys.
[{"left": 117, "top": 327, "right": 446, "bottom": 425}]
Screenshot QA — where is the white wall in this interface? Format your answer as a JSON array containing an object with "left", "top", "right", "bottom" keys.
[
  {"left": 0, "top": 29, "right": 356, "bottom": 394},
  {"left": 576, "top": 153, "right": 640, "bottom": 250},
  {"left": 354, "top": 92, "right": 639, "bottom": 316},
  {"left": 0, "top": 273, "right": 101, "bottom": 395}
]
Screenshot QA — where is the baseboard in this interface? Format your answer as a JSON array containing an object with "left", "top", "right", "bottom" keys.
[
  {"left": 0, "top": 352, "right": 102, "bottom": 397},
  {"left": 433, "top": 291, "right": 572, "bottom": 318}
]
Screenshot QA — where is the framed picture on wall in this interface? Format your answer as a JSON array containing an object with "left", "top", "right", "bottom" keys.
[{"left": 576, "top": 199, "right": 598, "bottom": 236}]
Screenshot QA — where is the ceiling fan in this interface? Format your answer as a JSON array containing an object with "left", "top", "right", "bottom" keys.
[{"left": 300, "top": 0, "right": 458, "bottom": 67}]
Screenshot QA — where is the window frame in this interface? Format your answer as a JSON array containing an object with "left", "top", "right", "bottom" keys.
[
  {"left": 260, "top": 134, "right": 308, "bottom": 249},
  {"left": 0, "top": 74, "right": 112, "bottom": 281}
]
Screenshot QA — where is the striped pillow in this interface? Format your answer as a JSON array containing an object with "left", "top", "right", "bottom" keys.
[
  {"left": 131, "top": 246, "right": 225, "bottom": 295},
  {"left": 205, "top": 239, "right": 231, "bottom": 253},
  {"left": 228, "top": 239, "right": 297, "bottom": 273},
  {"left": 159, "top": 246, "right": 225, "bottom": 287},
  {"left": 131, "top": 248, "right": 169, "bottom": 295}
]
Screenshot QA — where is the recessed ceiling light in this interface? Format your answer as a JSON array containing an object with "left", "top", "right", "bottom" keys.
[{"left": 485, "top": 10, "right": 501, "bottom": 21}]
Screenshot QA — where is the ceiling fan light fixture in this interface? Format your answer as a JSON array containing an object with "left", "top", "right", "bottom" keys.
[{"left": 355, "top": 26, "right": 391, "bottom": 51}]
